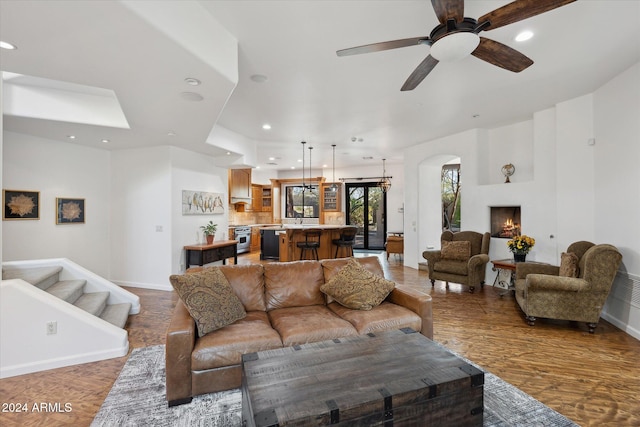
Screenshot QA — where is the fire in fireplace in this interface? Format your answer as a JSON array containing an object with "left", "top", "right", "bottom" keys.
[{"left": 490, "top": 206, "right": 521, "bottom": 238}]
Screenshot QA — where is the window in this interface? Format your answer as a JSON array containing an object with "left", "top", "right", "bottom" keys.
[{"left": 285, "top": 185, "right": 319, "bottom": 218}]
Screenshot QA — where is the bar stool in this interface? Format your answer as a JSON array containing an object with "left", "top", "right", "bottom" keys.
[
  {"left": 332, "top": 226, "right": 358, "bottom": 258},
  {"left": 297, "top": 228, "right": 322, "bottom": 260}
]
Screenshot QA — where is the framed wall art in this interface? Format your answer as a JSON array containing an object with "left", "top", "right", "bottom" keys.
[
  {"left": 3, "top": 189, "right": 40, "bottom": 220},
  {"left": 56, "top": 197, "right": 85, "bottom": 224},
  {"left": 182, "top": 190, "right": 225, "bottom": 215}
]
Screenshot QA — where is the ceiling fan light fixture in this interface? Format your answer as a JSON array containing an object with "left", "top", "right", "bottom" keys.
[{"left": 430, "top": 32, "right": 480, "bottom": 62}]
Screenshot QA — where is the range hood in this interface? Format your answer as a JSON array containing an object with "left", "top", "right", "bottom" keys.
[{"left": 230, "top": 197, "right": 251, "bottom": 204}]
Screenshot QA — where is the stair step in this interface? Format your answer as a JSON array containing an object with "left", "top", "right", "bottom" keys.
[
  {"left": 74, "top": 291, "right": 109, "bottom": 317},
  {"left": 46, "top": 280, "right": 86, "bottom": 304},
  {"left": 2, "top": 266, "right": 62, "bottom": 290},
  {"left": 100, "top": 303, "right": 132, "bottom": 329}
]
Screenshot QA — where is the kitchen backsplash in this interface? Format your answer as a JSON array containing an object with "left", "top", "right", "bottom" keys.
[{"left": 228, "top": 205, "right": 273, "bottom": 225}]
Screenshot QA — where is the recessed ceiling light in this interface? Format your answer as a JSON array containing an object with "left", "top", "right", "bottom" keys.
[
  {"left": 184, "top": 77, "right": 201, "bottom": 86},
  {"left": 226, "top": 152, "right": 231, "bottom": 156},
  {"left": 167, "top": 131, "right": 176, "bottom": 136},
  {"left": 250, "top": 74, "right": 268, "bottom": 83},
  {"left": 0, "top": 41, "right": 17, "bottom": 50},
  {"left": 269, "top": 157, "right": 276, "bottom": 161},
  {"left": 515, "top": 31, "right": 534, "bottom": 42},
  {"left": 322, "top": 164, "right": 328, "bottom": 168},
  {"left": 290, "top": 166, "right": 295, "bottom": 169},
  {"left": 180, "top": 91, "right": 204, "bottom": 101},
  {"left": 67, "top": 135, "right": 76, "bottom": 139},
  {"left": 262, "top": 124, "right": 271, "bottom": 130},
  {"left": 101, "top": 139, "right": 110, "bottom": 143},
  {"left": 297, "top": 159, "right": 302, "bottom": 163}
]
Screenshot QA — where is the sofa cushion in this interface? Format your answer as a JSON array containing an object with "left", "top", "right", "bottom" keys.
[
  {"left": 441, "top": 240, "right": 471, "bottom": 261},
  {"left": 191, "top": 311, "right": 282, "bottom": 371},
  {"left": 320, "top": 256, "right": 385, "bottom": 282},
  {"left": 320, "top": 259, "right": 395, "bottom": 310},
  {"left": 433, "top": 259, "right": 469, "bottom": 276},
  {"left": 559, "top": 252, "right": 579, "bottom": 278},
  {"left": 328, "top": 301, "right": 422, "bottom": 335},
  {"left": 218, "top": 264, "right": 266, "bottom": 312},
  {"left": 169, "top": 268, "right": 247, "bottom": 336},
  {"left": 263, "top": 261, "right": 325, "bottom": 311},
  {"left": 268, "top": 305, "right": 358, "bottom": 346}
]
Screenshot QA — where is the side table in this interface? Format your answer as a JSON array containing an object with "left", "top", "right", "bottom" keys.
[
  {"left": 184, "top": 240, "right": 238, "bottom": 268},
  {"left": 491, "top": 259, "right": 517, "bottom": 297}
]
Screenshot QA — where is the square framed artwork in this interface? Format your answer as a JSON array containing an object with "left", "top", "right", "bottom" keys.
[
  {"left": 3, "top": 189, "right": 40, "bottom": 220},
  {"left": 56, "top": 198, "right": 85, "bottom": 224}
]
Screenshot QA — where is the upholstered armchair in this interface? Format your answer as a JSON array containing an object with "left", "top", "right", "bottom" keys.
[
  {"left": 514, "top": 241, "right": 622, "bottom": 333},
  {"left": 422, "top": 230, "right": 491, "bottom": 293}
]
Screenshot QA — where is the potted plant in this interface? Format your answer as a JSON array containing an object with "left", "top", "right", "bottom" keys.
[
  {"left": 200, "top": 221, "right": 218, "bottom": 245},
  {"left": 507, "top": 234, "right": 535, "bottom": 262}
]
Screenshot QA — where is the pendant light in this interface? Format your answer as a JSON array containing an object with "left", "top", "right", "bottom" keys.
[
  {"left": 379, "top": 158, "right": 391, "bottom": 192},
  {"left": 330, "top": 144, "right": 338, "bottom": 192},
  {"left": 301, "top": 141, "right": 307, "bottom": 192},
  {"left": 307, "top": 145, "right": 315, "bottom": 192}
]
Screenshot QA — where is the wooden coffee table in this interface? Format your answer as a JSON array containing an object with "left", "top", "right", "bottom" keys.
[{"left": 241, "top": 328, "right": 484, "bottom": 426}]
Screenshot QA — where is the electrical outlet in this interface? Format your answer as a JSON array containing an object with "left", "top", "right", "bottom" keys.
[{"left": 46, "top": 321, "right": 57, "bottom": 335}]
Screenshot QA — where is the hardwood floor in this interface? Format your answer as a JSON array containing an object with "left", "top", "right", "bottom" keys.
[{"left": 1, "top": 252, "right": 639, "bottom": 426}]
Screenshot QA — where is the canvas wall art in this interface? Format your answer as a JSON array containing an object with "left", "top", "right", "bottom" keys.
[{"left": 182, "top": 190, "right": 224, "bottom": 215}]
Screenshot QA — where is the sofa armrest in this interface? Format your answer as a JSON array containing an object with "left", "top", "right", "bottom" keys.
[
  {"left": 526, "top": 274, "right": 589, "bottom": 292},
  {"left": 468, "top": 253, "right": 489, "bottom": 268},
  {"left": 515, "top": 262, "right": 560, "bottom": 280},
  {"left": 387, "top": 285, "right": 433, "bottom": 339},
  {"left": 166, "top": 300, "right": 196, "bottom": 405}
]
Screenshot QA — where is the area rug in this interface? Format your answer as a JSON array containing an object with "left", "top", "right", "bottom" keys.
[{"left": 92, "top": 345, "right": 578, "bottom": 427}]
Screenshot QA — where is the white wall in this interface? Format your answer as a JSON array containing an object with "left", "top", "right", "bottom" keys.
[
  {"left": 170, "top": 146, "right": 229, "bottom": 279},
  {"left": 2, "top": 132, "right": 111, "bottom": 277},
  {"left": 110, "top": 146, "right": 172, "bottom": 289}
]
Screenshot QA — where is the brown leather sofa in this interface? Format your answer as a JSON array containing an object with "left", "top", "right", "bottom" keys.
[{"left": 166, "top": 256, "right": 433, "bottom": 406}]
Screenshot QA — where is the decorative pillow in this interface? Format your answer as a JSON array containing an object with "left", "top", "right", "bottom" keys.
[
  {"left": 559, "top": 252, "right": 579, "bottom": 278},
  {"left": 169, "top": 268, "right": 246, "bottom": 336},
  {"left": 441, "top": 240, "right": 471, "bottom": 262},
  {"left": 320, "top": 259, "right": 395, "bottom": 310}
]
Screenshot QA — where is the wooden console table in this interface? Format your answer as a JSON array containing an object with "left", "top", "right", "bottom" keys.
[{"left": 184, "top": 240, "right": 238, "bottom": 268}]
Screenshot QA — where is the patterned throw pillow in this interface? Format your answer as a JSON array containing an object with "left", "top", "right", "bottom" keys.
[
  {"left": 441, "top": 240, "right": 471, "bottom": 261},
  {"left": 559, "top": 252, "right": 579, "bottom": 277},
  {"left": 320, "top": 259, "right": 395, "bottom": 310},
  {"left": 169, "top": 268, "right": 246, "bottom": 336}
]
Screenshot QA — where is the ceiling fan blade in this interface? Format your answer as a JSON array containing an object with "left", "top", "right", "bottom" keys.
[
  {"left": 431, "top": 0, "right": 465, "bottom": 24},
  {"left": 472, "top": 37, "right": 533, "bottom": 72},
  {"left": 479, "top": 0, "right": 576, "bottom": 31},
  {"left": 337, "top": 37, "right": 428, "bottom": 57},
  {"left": 401, "top": 55, "right": 439, "bottom": 91}
]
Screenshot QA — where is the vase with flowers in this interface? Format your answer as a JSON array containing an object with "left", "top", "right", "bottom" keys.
[{"left": 507, "top": 234, "right": 535, "bottom": 262}]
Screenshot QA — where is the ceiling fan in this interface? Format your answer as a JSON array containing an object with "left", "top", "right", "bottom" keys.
[{"left": 337, "top": 0, "right": 576, "bottom": 91}]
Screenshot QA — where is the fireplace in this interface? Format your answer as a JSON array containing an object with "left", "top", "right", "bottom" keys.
[{"left": 490, "top": 206, "right": 521, "bottom": 238}]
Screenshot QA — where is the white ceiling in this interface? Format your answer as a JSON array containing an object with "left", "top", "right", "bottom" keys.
[{"left": 2, "top": 1, "right": 639, "bottom": 171}]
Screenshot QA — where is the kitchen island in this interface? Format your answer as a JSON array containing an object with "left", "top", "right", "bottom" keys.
[{"left": 262, "top": 225, "right": 346, "bottom": 261}]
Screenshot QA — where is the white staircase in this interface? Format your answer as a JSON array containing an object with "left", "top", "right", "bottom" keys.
[{"left": 1, "top": 258, "right": 140, "bottom": 379}]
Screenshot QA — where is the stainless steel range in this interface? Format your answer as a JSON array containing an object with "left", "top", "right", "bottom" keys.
[{"left": 234, "top": 226, "right": 251, "bottom": 254}]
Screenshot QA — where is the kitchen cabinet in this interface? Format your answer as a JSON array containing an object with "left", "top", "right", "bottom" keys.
[
  {"left": 321, "top": 183, "right": 341, "bottom": 212},
  {"left": 250, "top": 226, "right": 261, "bottom": 252},
  {"left": 261, "top": 186, "right": 272, "bottom": 212},
  {"left": 248, "top": 184, "right": 263, "bottom": 212}
]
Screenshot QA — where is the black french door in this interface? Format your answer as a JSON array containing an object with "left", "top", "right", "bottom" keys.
[{"left": 345, "top": 183, "right": 387, "bottom": 250}]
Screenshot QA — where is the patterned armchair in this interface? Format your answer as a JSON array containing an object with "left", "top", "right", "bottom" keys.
[
  {"left": 422, "top": 230, "right": 491, "bottom": 293},
  {"left": 514, "top": 241, "right": 622, "bottom": 333}
]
